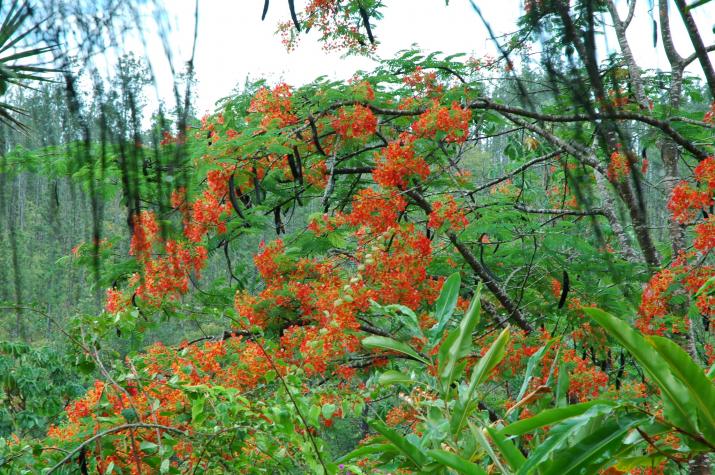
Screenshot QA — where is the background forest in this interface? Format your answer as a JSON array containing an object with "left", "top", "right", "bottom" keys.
[{"left": 1, "top": 0, "right": 715, "bottom": 473}]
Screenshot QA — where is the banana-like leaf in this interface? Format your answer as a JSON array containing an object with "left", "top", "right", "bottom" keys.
[
  {"left": 426, "top": 449, "right": 486, "bottom": 475},
  {"left": 584, "top": 308, "right": 698, "bottom": 435},
  {"left": 614, "top": 454, "right": 668, "bottom": 471},
  {"left": 450, "top": 327, "right": 510, "bottom": 434},
  {"left": 648, "top": 336, "right": 715, "bottom": 445},
  {"left": 515, "top": 404, "right": 616, "bottom": 475},
  {"left": 501, "top": 400, "right": 618, "bottom": 437},
  {"left": 429, "top": 272, "right": 461, "bottom": 345},
  {"left": 369, "top": 420, "right": 427, "bottom": 468},
  {"left": 377, "top": 370, "right": 416, "bottom": 386},
  {"left": 470, "top": 423, "right": 509, "bottom": 474},
  {"left": 515, "top": 339, "right": 555, "bottom": 403},
  {"left": 438, "top": 286, "right": 482, "bottom": 390},
  {"left": 485, "top": 426, "right": 525, "bottom": 471},
  {"left": 541, "top": 415, "right": 645, "bottom": 475},
  {"left": 362, "top": 335, "right": 430, "bottom": 365},
  {"left": 337, "top": 443, "right": 398, "bottom": 462},
  {"left": 468, "top": 327, "right": 510, "bottom": 390}
]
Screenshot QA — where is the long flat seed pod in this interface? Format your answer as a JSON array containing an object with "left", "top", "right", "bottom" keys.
[
  {"left": 288, "top": 0, "right": 300, "bottom": 31},
  {"left": 228, "top": 174, "right": 245, "bottom": 219},
  {"left": 557, "top": 269, "right": 569, "bottom": 309},
  {"left": 358, "top": 4, "right": 375, "bottom": 44}
]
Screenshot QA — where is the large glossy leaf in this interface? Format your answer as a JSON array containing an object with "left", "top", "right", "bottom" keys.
[
  {"left": 584, "top": 308, "right": 698, "bottom": 434},
  {"left": 485, "top": 426, "right": 525, "bottom": 471},
  {"left": 541, "top": 415, "right": 645, "bottom": 475},
  {"left": 429, "top": 272, "right": 461, "bottom": 344},
  {"left": 362, "top": 336, "right": 430, "bottom": 365},
  {"left": 377, "top": 370, "right": 417, "bottom": 387},
  {"left": 450, "top": 327, "right": 510, "bottom": 434},
  {"left": 515, "top": 404, "right": 616, "bottom": 475},
  {"left": 426, "top": 449, "right": 486, "bottom": 475},
  {"left": 500, "top": 400, "right": 617, "bottom": 437},
  {"left": 648, "top": 336, "right": 715, "bottom": 445},
  {"left": 467, "top": 327, "right": 510, "bottom": 390},
  {"left": 369, "top": 420, "right": 427, "bottom": 468},
  {"left": 515, "top": 339, "right": 555, "bottom": 403},
  {"left": 438, "top": 286, "right": 482, "bottom": 390},
  {"left": 470, "top": 423, "right": 509, "bottom": 474},
  {"left": 337, "top": 443, "right": 398, "bottom": 462}
]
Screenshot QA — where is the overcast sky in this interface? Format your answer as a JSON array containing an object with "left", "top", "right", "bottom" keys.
[{"left": 125, "top": 1, "right": 715, "bottom": 114}]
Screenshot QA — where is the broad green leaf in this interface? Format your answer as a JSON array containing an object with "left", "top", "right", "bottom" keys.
[
  {"left": 369, "top": 420, "right": 427, "bottom": 468},
  {"left": 585, "top": 308, "right": 698, "bottom": 434},
  {"left": 426, "top": 449, "right": 486, "bottom": 475},
  {"left": 515, "top": 404, "right": 616, "bottom": 475},
  {"left": 438, "top": 286, "right": 482, "bottom": 389},
  {"left": 322, "top": 403, "right": 337, "bottom": 420},
  {"left": 615, "top": 454, "right": 667, "bottom": 471},
  {"left": 362, "top": 335, "right": 429, "bottom": 365},
  {"left": 450, "top": 327, "right": 510, "bottom": 434},
  {"left": 430, "top": 272, "right": 461, "bottom": 343},
  {"left": 541, "top": 415, "right": 645, "bottom": 475},
  {"left": 500, "top": 401, "right": 617, "bottom": 437},
  {"left": 515, "top": 339, "right": 555, "bottom": 403},
  {"left": 378, "top": 370, "right": 416, "bottom": 386},
  {"left": 648, "top": 336, "right": 715, "bottom": 444},
  {"left": 337, "top": 443, "right": 398, "bottom": 462},
  {"left": 468, "top": 422, "right": 509, "bottom": 474},
  {"left": 484, "top": 426, "right": 525, "bottom": 471},
  {"left": 191, "top": 397, "right": 206, "bottom": 425},
  {"left": 468, "top": 327, "right": 510, "bottom": 390}
]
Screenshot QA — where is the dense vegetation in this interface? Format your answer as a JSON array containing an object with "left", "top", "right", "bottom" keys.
[{"left": 1, "top": 0, "right": 715, "bottom": 473}]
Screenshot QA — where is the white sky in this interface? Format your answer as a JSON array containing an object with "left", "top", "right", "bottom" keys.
[{"left": 129, "top": 0, "right": 715, "bottom": 114}]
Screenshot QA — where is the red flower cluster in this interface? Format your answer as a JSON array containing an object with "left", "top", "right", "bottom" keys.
[
  {"left": 106, "top": 210, "right": 209, "bottom": 312},
  {"left": 248, "top": 83, "right": 298, "bottom": 129},
  {"left": 373, "top": 140, "right": 430, "bottom": 188},
  {"left": 607, "top": 150, "right": 630, "bottom": 183},
  {"left": 341, "top": 188, "right": 407, "bottom": 234},
  {"left": 667, "top": 181, "right": 712, "bottom": 224},
  {"left": 668, "top": 157, "right": 715, "bottom": 224},
  {"left": 104, "top": 288, "right": 128, "bottom": 314},
  {"left": 694, "top": 215, "right": 715, "bottom": 251},
  {"left": 331, "top": 104, "right": 377, "bottom": 140},
  {"left": 402, "top": 67, "right": 443, "bottom": 96},
  {"left": 704, "top": 102, "right": 715, "bottom": 124},
  {"left": 412, "top": 102, "right": 472, "bottom": 143},
  {"left": 638, "top": 269, "right": 674, "bottom": 335},
  {"left": 427, "top": 194, "right": 468, "bottom": 231}
]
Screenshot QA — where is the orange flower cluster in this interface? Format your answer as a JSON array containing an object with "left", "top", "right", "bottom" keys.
[
  {"left": 427, "top": 194, "right": 468, "bottom": 232},
  {"left": 561, "top": 349, "right": 609, "bottom": 402},
  {"left": 339, "top": 188, "right": 407, "bottom": 234},
  {"left": 704, "top": 102, "right": 715, "bottom": 124},
  {"left": 550, "top": 278, "right": 562, "bottom": 299},
  {"left": 607, "top": 150, "right": 630, "bottom": 183},
  {"left": 331, "top": 104, "right": 378, "bottom": 140},
  {"left": 105, "top": 288, "right": 129, "bottom": 314},
  {"left": 105, "top": 210, "right": 208, "bottom": 312},
  {"left": 248, "top": 83, "right": 298, "bottom": 129},
  {"left": 694, "top": 215, "right": 715, "bottom": 252},
  {"left": 412, "top": 102, "right": 472, "bottom": 143},
  {"left": 668, "top": 157, "right": 715, "bottom": 224},
  {"left": 402, "top": 67, "right": 443, "bottom": 96},
  {"left": 45, "top": 336, "right": 289, "bottom": 471},
  {"left": 667, "top": 181, "right": 712, "bottom": 224},
  {"left": 638, "top": 269, "right": 674, "bottom": 335},
  {"left": 372, "top": 140, "right": 430, "bottom": 188}
]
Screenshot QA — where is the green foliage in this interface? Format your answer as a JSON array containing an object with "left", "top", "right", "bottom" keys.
[{"left": 0, "top": 341, "right": 87, "bottom": 438}]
